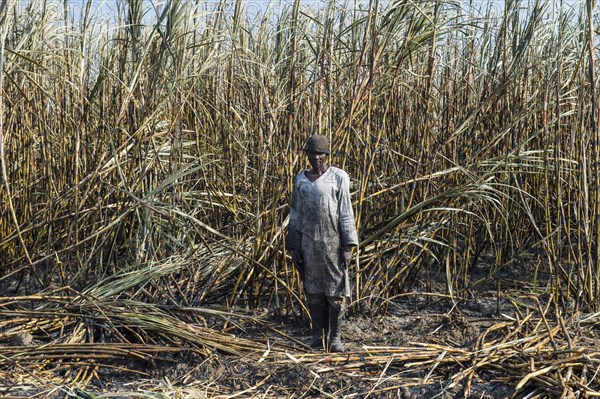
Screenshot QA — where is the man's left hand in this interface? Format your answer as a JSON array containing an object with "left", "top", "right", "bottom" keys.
[{"left": 342, "top": 248, "right": 352, "bottom": 267}]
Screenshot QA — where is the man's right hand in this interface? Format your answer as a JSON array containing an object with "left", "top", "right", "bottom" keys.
[{"left": 291, "top": 249, "right": 304, "bottom": 276}]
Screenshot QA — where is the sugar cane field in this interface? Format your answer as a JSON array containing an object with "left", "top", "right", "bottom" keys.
[{"left": 2, "top": 0, "right": 600, "bottom": 398}]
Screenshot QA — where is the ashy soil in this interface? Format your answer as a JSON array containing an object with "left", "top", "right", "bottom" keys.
[
  {"left": 81, "top": 294, "right": 532, "bottom": 397},
  {"left": 133, "top": 290, "right": 518, "bottom": 398},
  {"left": 2, "top": 261, "right": 595, "bottom": 399}
]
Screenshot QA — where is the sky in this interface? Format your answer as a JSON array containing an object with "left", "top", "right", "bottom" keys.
[{"left": 17, "top": 0, "right": 587, "bottom": 26}]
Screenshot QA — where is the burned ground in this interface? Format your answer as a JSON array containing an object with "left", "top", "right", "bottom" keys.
[{"left": 1, "top": 261, "right": 599, "bottom": 399}]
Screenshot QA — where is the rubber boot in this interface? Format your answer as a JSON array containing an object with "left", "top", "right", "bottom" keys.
[
  {"left": 328, "top": 301, "right": 345, "bottom": 352},
  {"left": 308, "top": 303, "right": 329, "bottom": 349}
]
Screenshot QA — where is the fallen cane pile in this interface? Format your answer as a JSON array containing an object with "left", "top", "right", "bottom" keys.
[{"left": 1, "top": 293, "right": 599, "bottom": 398}]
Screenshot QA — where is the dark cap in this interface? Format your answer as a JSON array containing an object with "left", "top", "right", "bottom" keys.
[{"left": 304, "top": 134, "right": 330, "bottom": 154}]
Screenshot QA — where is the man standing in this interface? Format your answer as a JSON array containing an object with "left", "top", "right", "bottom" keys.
[{"left": 286, "top": 134, "right": 359, "bottom": 352}]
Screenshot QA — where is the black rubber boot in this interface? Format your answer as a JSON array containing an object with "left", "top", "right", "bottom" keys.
[
  {"left": 308, "top": 303, "right": 329, "bottom": 349},
  {"left": 328, "top": 301, "right": 345, "bottom": 352}
]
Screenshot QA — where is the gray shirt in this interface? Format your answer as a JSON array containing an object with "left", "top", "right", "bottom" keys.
[{"left": 286, "top": 166, "right": 359, "bottom": 297}]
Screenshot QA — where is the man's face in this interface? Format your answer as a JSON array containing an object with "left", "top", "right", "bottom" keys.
[{"left": 306, "top": 150, "right": 328, "bottom": 170}]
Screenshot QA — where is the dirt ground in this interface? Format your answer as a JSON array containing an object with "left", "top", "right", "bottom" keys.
[
  {"left": 2, "top": 261, "right": 597, "bottom": 398},
  {"left": 143, "top": 292, "right": 520, "bottom": 398},
  {"left": 70, "top": 302, "right": 513, "bottom": 398},
  {"left": 80, "top": 293, "right": 535, "bottom": 397}
]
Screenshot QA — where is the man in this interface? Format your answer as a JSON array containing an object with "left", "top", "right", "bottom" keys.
[{"left": 286, "top": 134, "right": 359, "bottom": 352}]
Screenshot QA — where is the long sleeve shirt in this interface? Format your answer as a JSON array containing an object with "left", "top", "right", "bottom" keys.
[{"left": 286, "top": 166, "right": 359, "bottom": 296}]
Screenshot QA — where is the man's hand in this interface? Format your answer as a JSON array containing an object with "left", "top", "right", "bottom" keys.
[
  {"left": 291, "top": 249, "right": 304, "bottom": 276},
  {"left": 342, "top": 247, "right": 353, "bottom": 267}
]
